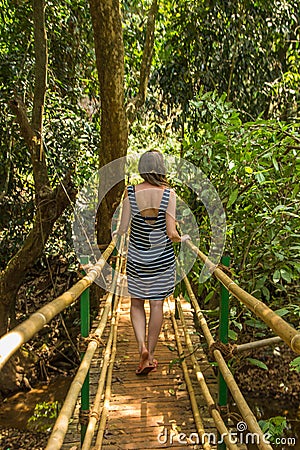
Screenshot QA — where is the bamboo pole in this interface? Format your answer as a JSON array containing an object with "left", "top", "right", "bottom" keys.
[
  {"left": 45, "top": 245, "right": 120, "bottom": 450},
  {"left": 0, "top": 241, "right": 116, "bottom": 371},
  {"left": 80, "top": 255, "right": 91, "bottom": 443},
  {"left": 167, "top": 297, "right": 212, "bottom": 450},
  {"left": 93, "top": 285, "right": 123, "bottom": 449},
  {"left": 81, "top": 306, "right": 115, "bottom": 450},
  {"left": 188, "top": 241, "right": 300, "bottom": 355},
  {"left": 45, "top": 295, "right": 112, "bottom": 450},
  {"left": 236, "top": 336, "right": 282, "bottom": 353},
  {"left": 175, "top": 298, "right": 239, "bottom": 450},
  {"left": 181, "top": 272, "right": 273, "bottom": 450},
  {"left": 82, "top": 251, "right": 125, "bottom": 450}
]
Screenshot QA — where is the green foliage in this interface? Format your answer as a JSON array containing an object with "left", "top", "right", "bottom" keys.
[
  {"left": 123, "top": 0, "right": 152, "bottom": 98},
  {"left": 151, "top": 0, "right": 300, "bottom": 123},
  {"left": 289, "top": 356, "right": 300, "bottom": 373},
  {"left": 259, "top": 416, "right": 288, "bottom": 442},
  {"left": 28, "top": 401, "right": 60, "bottom": 432},
  {"left": 46, "top": 0, "right": 98, "bottom": 100},
  {"left": 181, "top": 91, "right": 299, "bottom": 316},
  {"left": 0, "top": 0, "right": 99, "bottom": 268}
]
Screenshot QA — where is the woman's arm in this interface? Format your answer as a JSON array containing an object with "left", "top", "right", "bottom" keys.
[
  {"left": 166, "top": 190, "right": 190, "bottom": 243},
  {"left": 114, "top": 190, "right": 131, "bottom": 236}
]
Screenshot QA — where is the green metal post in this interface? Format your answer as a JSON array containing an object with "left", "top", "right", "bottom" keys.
[
  {"left": 111, "top": 246, "right": 118, "bottom": 309},
  {"left": 80, "top": 255, "right": 90, "bottom": 444},
  {"left": 218, "top": 255, "right": 230, "bottom": 450}
]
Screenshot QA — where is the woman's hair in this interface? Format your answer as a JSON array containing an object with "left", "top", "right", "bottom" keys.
[{"left": 138, "top": 150, "right": 169, "bottom": 186}]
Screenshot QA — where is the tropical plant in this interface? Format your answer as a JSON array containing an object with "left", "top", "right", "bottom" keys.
[{"left": 179, "top": 91, "right": 299, "bottom": 319}]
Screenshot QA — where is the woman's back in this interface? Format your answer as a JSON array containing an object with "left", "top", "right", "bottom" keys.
[{"left": 134, "top": 182, "right": 166, "bottom": 220}]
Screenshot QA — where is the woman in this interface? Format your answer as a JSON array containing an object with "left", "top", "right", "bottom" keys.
[{"left": 114, "top": 150, "right": 190, "bottom": 375}]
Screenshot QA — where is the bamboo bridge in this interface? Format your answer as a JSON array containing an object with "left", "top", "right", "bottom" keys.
[{"left": 0, "top": 237, "right": 299, "bottom": 449}]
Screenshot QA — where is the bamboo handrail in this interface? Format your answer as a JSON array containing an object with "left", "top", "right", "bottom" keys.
[
  {"left": 0, "top": 241, "right": 115, "bottom": 371},
  {"left": 82, "top": 254, "right": 125, "bottom": 450},
  {"left": 188, "top": 241, "right": 300, "bottom": 355},
  {"left": 45, "top": 292, "right": 113, "bottom": 450},
  {"left": 175, "top": 297, "right": 239, "bottom": 450},
  {"left": 167, "top": 297, "right": 212, "bottom": 450},
  {"left": 93, "top": 284, "right": 123, "bottom": 449},
  {"left": 181, "top": 271, "right": 273, "bottom": 450},
  {"left": 45, "top": 243, "right": 121, "bottom": 450},
  {"left": 81, "top": 299, "right": 116, "bottom": 450}
]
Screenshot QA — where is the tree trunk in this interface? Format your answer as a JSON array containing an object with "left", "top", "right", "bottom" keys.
[
  {"left": 0, "top": 172, "right": 76, "bottom": 393},
  {"left": 0, "top": 174, "right": 76, "bottom": 336},
  {"left": 89, "top": 0, "right": 129, "bottom": 246}
]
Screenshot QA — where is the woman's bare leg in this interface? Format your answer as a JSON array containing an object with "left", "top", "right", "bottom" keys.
[
  {"left": 147, "top": 300, "right": 164, "bottom": 364},
  {"left": 130, "top": 298, "right": 148, "bottom": 366}
]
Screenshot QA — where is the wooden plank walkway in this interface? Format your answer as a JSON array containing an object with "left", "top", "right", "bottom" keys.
[{"left": 62, "top": 295, "right": 219, "bottom": 449}]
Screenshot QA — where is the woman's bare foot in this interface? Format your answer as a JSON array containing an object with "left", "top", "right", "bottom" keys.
[
  {"left": 136, "top": 349, "right": 159, "bottom": 375},
  {"left": 136, "top": 347, "right": 154, "bottom": 375},
  {"left": 136, "top": 357, "right": 157, "bottom": 375}
]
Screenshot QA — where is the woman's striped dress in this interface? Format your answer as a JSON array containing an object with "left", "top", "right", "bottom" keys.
[{"left": 126, "top": 185, "right": 175, "bottom": 301}]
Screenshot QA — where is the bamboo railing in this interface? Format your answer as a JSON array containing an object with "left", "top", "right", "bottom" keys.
[
  {"left": 174, "top": 297, "right": 239, "bottom": 450},
  {"left": 167, "top": 297, "right": 212, "bottom": 450},
  {"left": 236, "top": 336, "right": 282, "bottom": 353},
  {"left": 82, "top": 253, "right": 125, "bottom": 450},
  {"left": 188, "top": 241, "right": 300, "bottom": 355},
  {"left": 92, "top": 282, "right": 122, "bottom": 449},
  {"left": 180, "top": 270, "right": 273, "bottom": 450},
  {"left": 0, "top": 241, "right": 115, "bottom": 371},
  {"left": 45, "top": 243, "right": 122, "bottom": 450}
]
